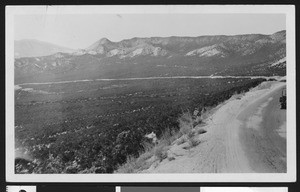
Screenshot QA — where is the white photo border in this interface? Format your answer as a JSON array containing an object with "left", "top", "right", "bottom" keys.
[{"left": 6, "top": 5, "right": 296, "bottom": 182}]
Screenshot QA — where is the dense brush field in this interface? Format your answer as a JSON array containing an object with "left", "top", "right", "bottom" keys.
[{"left": 15, "top": 78, "right": 265, "bottom": 173}]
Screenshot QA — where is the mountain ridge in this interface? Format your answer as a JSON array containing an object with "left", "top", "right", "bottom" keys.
[
  {"left": 15, "top": 39, "right": 75, "bottom": 58},
  {"left": 14, "top": 30, "right": 286, "bottom": 84},
  {"left": 77, "top": 30, "right": 285, "bottom": 58}
]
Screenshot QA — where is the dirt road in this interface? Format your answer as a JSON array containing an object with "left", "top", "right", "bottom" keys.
[{"left": 145, "top": 81, "right": 286, "bottom": 173}]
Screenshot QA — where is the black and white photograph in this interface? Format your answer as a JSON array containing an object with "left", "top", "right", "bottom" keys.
[{"left": 5, "top": 5, "right": 296, "bottom": 182}]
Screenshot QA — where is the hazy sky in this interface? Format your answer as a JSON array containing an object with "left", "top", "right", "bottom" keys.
[{"left": 14, "top": 14, "right": 285, "bottom": 49}]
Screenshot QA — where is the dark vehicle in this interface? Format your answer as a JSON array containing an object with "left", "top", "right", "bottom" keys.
[{"left": 279, "top": 88, "right": 286, "bottom": 109}]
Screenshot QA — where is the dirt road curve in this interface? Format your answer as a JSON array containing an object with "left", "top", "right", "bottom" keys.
[{"left": 146, "top": 82, "right": 286, "bottom": 173}]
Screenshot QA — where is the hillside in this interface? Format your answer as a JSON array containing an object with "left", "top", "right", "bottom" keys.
[
  {"left": 116, "top": 80, "right": 286, "bottom": 173},
  {"left": 15, "top": 31, "right": 286, "bottom": 84},
  {"left": 14, "top": 39, "right": 74, "bottom": 58},
  {"left": 15, "top": 77, "right": 267, "bottom": 174}
]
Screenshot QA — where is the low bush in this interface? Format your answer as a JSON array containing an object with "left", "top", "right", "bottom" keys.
[
  {"left": 188, "top": 137, "right": 200, "bottom": 148},
  {"left": 178, "top": 113, "right": 193, "bottom": 135},
  {"left": 196, "top": 128, "right": 207, "bottom": 135},
  {"left": 176, "top": 137, "right": 186, "bottom": 145},
  {"left": 187, "top": 131, "right": 195, "bottom": 138},
  {"left": 154, "top": 145, "right": 168, "bottom": 162},
  {"left": 16, "top": 78, "right": 266, "bottom": 173}
]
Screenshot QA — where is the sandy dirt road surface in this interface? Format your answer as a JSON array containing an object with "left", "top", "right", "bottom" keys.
[{"left": 144, "top": 81, "right": 286, "bottom": 173}]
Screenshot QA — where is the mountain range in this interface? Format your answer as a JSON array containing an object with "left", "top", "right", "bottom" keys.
[
  {"left": 14, "top": 39, "right": 74, "bottom": 58},
  {"left": 14, "top": 30, "right": 286, "bottom": 84}
]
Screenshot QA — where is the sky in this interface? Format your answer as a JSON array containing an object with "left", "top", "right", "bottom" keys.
[{"left": 14, "top": 13, "right": 285, "bottom": 49}]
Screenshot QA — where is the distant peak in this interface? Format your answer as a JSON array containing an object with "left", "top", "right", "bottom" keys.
[
  {"left": 98, "top": 38, "right": 111, "bottom": 44},
  {"left": 274, "top": 30, "right": 286, "bottom": 34},
  {"left": 271, "top": 30, "right": 286, "bottom": 36},
  {"left": 270, "top": 30, "right": 286, "bottom": 41},
  {"left": 85, "top": 38, "right": 115, "bottom": 52}
]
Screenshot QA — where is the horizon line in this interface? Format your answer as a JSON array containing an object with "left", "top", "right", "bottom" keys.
[{"left": 14, "top": 29, "right": 286, "bottom": 50}]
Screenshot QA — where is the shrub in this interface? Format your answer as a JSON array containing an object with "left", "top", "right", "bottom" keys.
[
  {"left": 196, "top": 128, "right": 207, "bottom": 135},
  {"left": 154, "top": 145, "right": 168, "bottom": 161},
  {"left": 142, "top": 140, "right": 155, "bottom": 152},
  {"left": 176, "top": 136, "right": 186, "bottom": 145},
  {"left": 178, "top": 113, "right": 193, "bottom": 135},
  {"left": 115, "top": 151, "right": 154, "bottom": 173},
  {"left": 115, "top": 156, "right": 138, "bottom": 173},
  {"left": 33, "top": 153, "right": 65, "bottom": 174},
  {"left": 182, "top": 137, "right": 200, "bottom": 149},
  {"left": 17, "top": 78, "right": 267, "bottom": 174},
  {"left": 159, "top": 127, "right": 177, "bottom": 146},
  {"left": 187, "top": 131, "right": 195, "bottom": 138},
  {"left": 188, "top": 137, "right": 200, "bottom": 147}
]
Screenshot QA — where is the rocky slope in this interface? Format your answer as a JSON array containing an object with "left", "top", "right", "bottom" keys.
[
  {"left": 75, "top": 30, "right": 286, "bottom": 59},
  {"left": 15, "top": 30, "right": 286, "bottom": 84}
]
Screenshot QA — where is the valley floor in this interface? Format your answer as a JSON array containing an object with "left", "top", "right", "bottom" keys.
[{"left": 141, "top": 81, "right": 286, "bottom": 173}]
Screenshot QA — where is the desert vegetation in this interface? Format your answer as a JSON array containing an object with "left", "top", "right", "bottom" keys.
[
  {"left": 115, "top": 108, "right": 208, "bottom": 173},
  {"left": 15, "top": 78, "right": 266, "bottom": 173}
]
